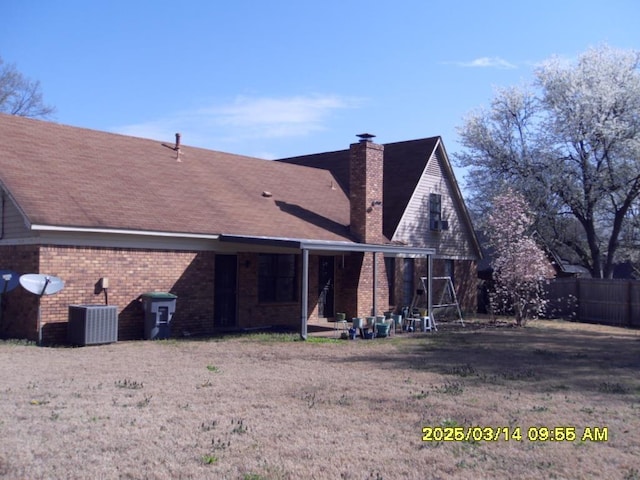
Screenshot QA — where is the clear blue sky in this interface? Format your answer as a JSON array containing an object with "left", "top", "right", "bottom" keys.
[{"left": 2, "top": 0, "right": 639, "bottom": 184}]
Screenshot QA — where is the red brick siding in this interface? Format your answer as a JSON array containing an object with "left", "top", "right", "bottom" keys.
[
  {"left": 236, "top": 252, "right": 303, "bottom": 329},
  {"left": 0, "top": 245, "right": 40, "bottom": 340},
  {"left": 349, "top": 141, "right": 385, "bottom": 244},
  {"left": 1, "top": 244, "right": 422, "bottom": 343},
  {"left": 453, "top": 260, "right": 478, "bottom": 314},
  {"left": 335, "top": 252, "right": 361, "bottom": 320},
  {"left": 33, "top": 246, "right": 215, "bottom": 344},
  {"left": 335, "top": 251, "right": 389, "bottom": 319}
]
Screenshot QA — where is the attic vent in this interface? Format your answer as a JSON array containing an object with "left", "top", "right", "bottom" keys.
[{"left": 262, "top": 191, "right": 273, "bottom": 198}]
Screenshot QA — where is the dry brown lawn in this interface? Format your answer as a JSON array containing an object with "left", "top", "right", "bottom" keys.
[{"left": 1, "top": 319, "right": 639, "bottom": 480}]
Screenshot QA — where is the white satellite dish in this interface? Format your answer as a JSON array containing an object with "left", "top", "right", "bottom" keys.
[
  {"left": 19, "top": 274, "right": 65, "bottom": 346},
  {"left": 20, "top": 274, "right": 65, "bottom": 296}
]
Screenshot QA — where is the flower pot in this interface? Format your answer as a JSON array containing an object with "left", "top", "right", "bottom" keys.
[{"left": 376, "top": 323, "right": 390, "bottom": 337}]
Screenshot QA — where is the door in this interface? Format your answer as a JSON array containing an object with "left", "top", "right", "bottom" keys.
[
  {"left": 318, "top": 256, "right": 335, "bottom": 318},
  {"left": 214, "top": 254, "right": 237, "bottom": 327}
]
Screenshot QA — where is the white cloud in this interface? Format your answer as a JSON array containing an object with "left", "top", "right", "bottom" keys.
[
  {"left": 451, "top": 57, "right": 517, "bottom": 69},
  {"left": 112, "top": 94, "right": 362, "bottom": 149},
  {"left": 205, "top": 95, "right": 351, "bottom": 127}
]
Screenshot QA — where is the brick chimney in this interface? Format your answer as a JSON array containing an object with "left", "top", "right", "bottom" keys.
[{"left": 349, "top": 133, "right": 384, "bottom": 244}]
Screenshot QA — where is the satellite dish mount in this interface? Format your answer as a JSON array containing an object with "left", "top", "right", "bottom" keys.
[{"left": 19, "top": 273, "right": 65, "bottom": 345}]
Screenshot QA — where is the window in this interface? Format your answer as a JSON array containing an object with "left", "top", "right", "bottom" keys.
[
  {"left": 258, "top": 254, "right": 297, "bottom": 302},
  {"left": 429, "top": 193, "right": 448, "bottom": 231}
]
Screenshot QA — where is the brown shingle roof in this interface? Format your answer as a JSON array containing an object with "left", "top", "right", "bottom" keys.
[
  {"left": 277, "top": 137, "right": 439, "bottom": 239},
  {"left": 0, "top": 114, "right": 352, "bottom": 241}
]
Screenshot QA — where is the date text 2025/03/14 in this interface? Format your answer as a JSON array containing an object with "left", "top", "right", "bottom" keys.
[{"left": 421, "top": 426, "right": 608, "bottom": 442}]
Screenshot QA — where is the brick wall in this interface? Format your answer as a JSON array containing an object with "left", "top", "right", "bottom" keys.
[
  {"left": 454, "top": 259, "right": 478, "bottom": 314},
  {"left": 335, "top": 252, "right": 361, "bottom": 319},
  {"left": 0, "top": 245, "right": 40, "bottom": 340},
  {"left": 3, "top": 243, "right": 474, "bottom": 343},
  {"left": 234, "top": 252, "right": 394, "bottom": 330},
  {"left": 236, "top": 252, "right": 304, "bottom": 329},
  {"left": 349, "top": 140, "right": 385, "bottom": 244},
  {"left": 34, "top": 246, "right": 215, "bottom": 344},
  {"left": 335, "top": 251, "right": 389, "bottom": 319}
]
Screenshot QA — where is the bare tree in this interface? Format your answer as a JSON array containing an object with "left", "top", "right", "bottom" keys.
[
  {"left": 456, "top": 45, "right": 640, "bottom": 278},
  {"left": 0, "top": 56, "right": 55, "bottom": 118}
]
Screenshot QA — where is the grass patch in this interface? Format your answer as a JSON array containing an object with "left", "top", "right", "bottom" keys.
[
  {"left": 231, "top": 418, "right": 248, "bottom": 434},
  {"left": 155, "top": 338, "right": 180, "bottom": 346},
  {"left": 623, "top": 467, "right": 640, "bottom": 480},
  {"left": 0, "top": 338, "right": 36, "bottom": 347},
  {"left": 2, "top": 318, "right": 639, "bottom": 479},
  {"left": 532, "top": 348, "right": 560, "bottom": 358},
  {"left": 433, "top": 381, "right": 464, "bottom": 396},
  {"left": 598, "top": 382, "right": 630, "bottom": 394},
  {"left": 114, "top": 379, "right": 144, "bottom": 390},
  {"left": 201, "top": 454, "right": 218, "bottom": 465},
  {"left": 411, "top": 389, "right": 428, "bottom": 400},
  {"left": 304, "top": 337, "right": 342, "bottom": 344},
  {"left": 136, "top": 395, "right": 152, "bottom": 408},
  {"left": 447, "top": 364, "right": 478, "bottom": 377},
  {"left": 240, "top": 332, "right": 299, "bottom": 343}
]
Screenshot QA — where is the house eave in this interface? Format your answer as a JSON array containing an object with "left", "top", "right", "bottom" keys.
[
  {"left": 219, "top": 234, "right": 435, "bottom": 256},
  {"left": 29, "top": 224, "right": 221, "bottom": 240}
]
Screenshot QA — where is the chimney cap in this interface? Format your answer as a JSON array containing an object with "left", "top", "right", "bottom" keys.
[{"left": 356, "top": 133, "right": 376, "bottom": 143}]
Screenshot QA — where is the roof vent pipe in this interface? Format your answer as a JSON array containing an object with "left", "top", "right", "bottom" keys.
[{"left": 174, "top": 133, "right": 182, "bottom": 162}]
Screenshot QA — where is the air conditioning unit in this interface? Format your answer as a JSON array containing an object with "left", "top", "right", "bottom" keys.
[{"left": 68, "top": 305, "right": 118, "bottom": 346}]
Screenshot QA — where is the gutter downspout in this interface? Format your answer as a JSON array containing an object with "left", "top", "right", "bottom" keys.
[{"left": 300, "top": 249, "right": 309, "bottom": 340}]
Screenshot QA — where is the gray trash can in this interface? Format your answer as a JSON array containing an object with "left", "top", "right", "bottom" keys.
[{"left": 141, "top": 292, "right": 177, "bottom": 340}]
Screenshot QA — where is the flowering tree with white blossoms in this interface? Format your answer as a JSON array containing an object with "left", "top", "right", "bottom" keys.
[
  {"left": 486, "top": 188, "right": 555, "bottom": 325},
  {"left": 456, "top": 45, "right": 640, "bottom": 278}
]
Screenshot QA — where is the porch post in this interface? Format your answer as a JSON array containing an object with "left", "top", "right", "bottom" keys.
[
  {"left": 300, "top": 248, "right": 309, "bottom": 340},
  {"left": 372, "top": 251, "right": 377, "bottom": 316},
  {"left": 427, "top": 254, "right": 433, "bottom": 320}
]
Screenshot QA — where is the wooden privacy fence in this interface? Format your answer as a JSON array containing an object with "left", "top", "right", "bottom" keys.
[{"left": 544, "top": 278, "right": 640, "bottom": 327}]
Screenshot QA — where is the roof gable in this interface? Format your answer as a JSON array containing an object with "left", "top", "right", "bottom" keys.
[
  {"left": 279, "top": 135, "right": 480, "bottom": 259},
  {"left": 381, "top": 137, "right": 439, "bottom": 239},
  {"left": 392, "top": 140, "right": 481, "bottom": 258},
  {"left": 278, "top": 137, "right": 447, "bottom": 241},
  {"left": 0, "top": 114, "right": 351, "bottom": 242}
]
